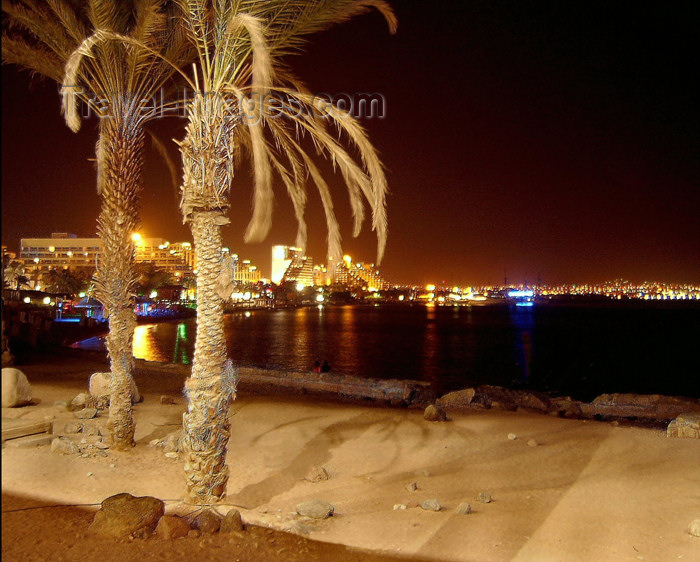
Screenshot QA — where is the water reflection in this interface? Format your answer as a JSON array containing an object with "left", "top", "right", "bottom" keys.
[
  {"left": 510, "top": 305, "right": 535, "bottom": 382},
  {"left": 133, "top": 324, "right": 170, "bottom": 363}
]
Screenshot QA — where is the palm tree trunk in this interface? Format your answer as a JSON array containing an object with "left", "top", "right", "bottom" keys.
[
  {"left": 94, "top": 115, "right": 144, "bottom": 450},
  {"left": 183, "top": 210, "right": 233, "bottom": 503}
]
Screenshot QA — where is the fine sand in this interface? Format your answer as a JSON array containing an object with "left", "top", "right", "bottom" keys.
[{"left": 2, "top": 350, "right": 699, "bottom": 561}]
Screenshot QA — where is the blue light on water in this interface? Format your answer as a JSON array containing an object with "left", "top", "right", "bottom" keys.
[
  {"left": 515, "top": 301, "right": 535, "bottom": 307},
  {"left": 508, "top": 290, "right": 535, "bottom": 298}
]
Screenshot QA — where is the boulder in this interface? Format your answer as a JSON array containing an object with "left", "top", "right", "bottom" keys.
[
  {"left": 436, "top": 388, "right": 476, "bottom": 409},
  {"left": 548, "top": 398, "right": 583, "bottom": 419},
  {"left": 89, "top": 493, "right": 164, "bottom": 539},
  {"left": 424, "top": 404, "right": 447, "bottom": 422},
  {"left": 155, "top": 515, "right": 191, "bottom": 539},
  {"left": 476, "top": 385, "right": 550, "bottom": 412},
  {"left": 296, "top": 500, "right": 335, "bottom": 519},
  {"left": 191, "top": 509, "right": 221, "bottom": 534},
  {"left": 220, "top": 509, "right": 244, "bottom": 533},
  {"left": 1, "top": 368, "right": 32, "bottom": 408},
  {"left": 586, "top": 393, "right": 700, "bottom": 421},
  {"left": 89, "top": 372, "right": 141, "bottom": 404},
  {"left": 667, "top": 414, "right": 700, "bottom": 439}
]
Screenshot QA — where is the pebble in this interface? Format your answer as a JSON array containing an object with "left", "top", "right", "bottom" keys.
[
  {"left": 688, "top": 519, "right": 700, "bottom": 537},
  {"left": 393, "top": 504, "right": 407, "bottom": 510},
  {"left": 507, "top": 433, "right": 518, "bottom": 440},
  {"left": 87, "top": 472, "right": 93, "bottom": 477},
  {"left": 477, "top": 492, "right": 493, "bottom": 504},
  {"left": 405, "top": 482, "right": 418, "bottom": 492},
  {"left": 421, "top": 499, "right": 441, "bottom": 512},
  {"left": 74, "top": 408, "right": 98, "bottom": 420},
  {"left": 164, "top": 452, "right": 179, "bottom": 459},
  {"left": 527, "top": 439, "right": 538, "bottom": 447},
  {"left": 457, "top": 502, "right": 472, "bottom": 515}
]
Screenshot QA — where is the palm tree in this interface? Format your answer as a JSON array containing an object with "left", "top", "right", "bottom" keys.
[
  {"left": 175, "top": 0, "right": 396, "bottom": 504},
  {"left": 2, "top": 0, "right": 194, "bottom": 448},
  {"left": 3, "top": 260, "right": 30, "bottom": 290}
]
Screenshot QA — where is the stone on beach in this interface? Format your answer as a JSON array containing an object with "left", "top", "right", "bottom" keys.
[
  {"left": 220, "top": 509, "right": 244, "bottom": 533},
  {"left": 478, "top": 492, "right": 493, "bottom": 504},
  {"left": 436, "top": 388, "right": 476, "bottom": 409},
  {"left": 155, "top": 515, "right": 191, "bottom": 539},
  {"left": 296, "top": 500, "right": 335, "bottom": 519},
  {"left": 421, "top": 499, "right": 441, "bottom": 512},
  {"left": 688, "top": 519, "right": 700, "bottom": 538},
  {"left": 74, "top": 407, "right": 97, "bottom": 419},
  {"left": 51, "top": 437, "right": 80, "bottom": 455},
  {"left": 457, "top": 502, "right": 473, "bottom": 515},
  {"left": 89, "top": 372, "right": 141, "bottom": 404},
  {"left": 424, "top": 404, "right": 447, "bottom": 422},
  {"left": 1, "top": 367, "right": 32, "bottom": 408},
  {"left": 89, "top": 493, "right": 164, "bottom": 539},
  {"left": 667, "top": 414, "right": 700, "bottom": 439},
  {"left": 191, "top": 509, "right": 222, "bottom": 534}
]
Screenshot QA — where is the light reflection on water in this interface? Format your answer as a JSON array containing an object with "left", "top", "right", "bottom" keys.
[{"left": 71, "top": 303, "right": 700, "bottom": 400}]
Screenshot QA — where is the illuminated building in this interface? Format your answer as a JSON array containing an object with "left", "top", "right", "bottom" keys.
[
  {"left": 334, "top": 254, "right": 387, "bottom": 291},
  {"left": 20, "top": 233, "right": 102, "bottom": 273},
  {"left": 271, "top": 245, "right": 314, "bottom": 287},
  {"left": 132, "top": 235, "right": 194, "bottom": 274},
  {"left": 229, "top": 253, "right": 262, "bottom": 285}
]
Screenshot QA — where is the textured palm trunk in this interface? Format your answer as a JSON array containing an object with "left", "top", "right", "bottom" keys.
[
  {"left": 94, "top": 114, "right": 144, "bottom": 450},
  {"left": 183, "top": 211, "right": 232, "bottom": 503},
  {"left": 179, "top": 94, "right": 237, "bottom": 503}
]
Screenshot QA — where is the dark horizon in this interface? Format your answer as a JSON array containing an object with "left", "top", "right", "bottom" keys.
[{"left": 3, "top": 1, "right": 699, "bottom": 286}]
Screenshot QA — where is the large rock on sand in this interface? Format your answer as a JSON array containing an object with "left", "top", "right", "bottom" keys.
[
  {"left": 89, "top": 493, "right": 164, "bottom": 538},
  {"left": 436, "top": 388, "right": 476, "bottom": 409},
  {"left": 667, "top": 414, "right": 700, "bottom": 439},
  {"left": 1, "top": 368, "right": 32, "bottom": 408},
  {"left": 89, "top": 372, "right": 141, "bottom": 404}
]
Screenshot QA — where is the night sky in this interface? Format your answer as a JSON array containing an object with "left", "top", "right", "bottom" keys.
[{"left": 2, "top": 1, "right": 699, "bottom": 286}]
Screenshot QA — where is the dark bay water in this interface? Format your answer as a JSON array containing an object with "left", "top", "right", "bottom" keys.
[{"left": 75, "top": 302, "right": 700, "bottom": 401}]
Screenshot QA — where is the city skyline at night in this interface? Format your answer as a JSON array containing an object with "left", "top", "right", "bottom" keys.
[{"left": 3, "top": 1, "right": 699, "bottom": 286}]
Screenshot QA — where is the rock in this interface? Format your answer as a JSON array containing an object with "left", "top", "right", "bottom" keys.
[
  {"left": 436, "top": 388, "right": 476, "bottom": 409},
  {"left": 82, "top": 422, "right": 100, "bottom": 436},
  {"left": 296, "top": 500, "right": 335, "bottom": 519},
  {"left": 155, "top": 515, "right": 191, "bottom": 539},
  {"left": 688, "top": 519, "right": 700, "bottom": 537},
  {"left": 191, "top": 509, "right": 221, "bottom": 534},
  {"left": 667, "top": 414, "right": 700, "bottom": 439},
  {"left": 89, "top": 493, "right": 164, "bottom": 539},
  {"left": 477, "top": 492, "right": 493, "bottom": 504},
  {"left": 476, "top": 385, "right": 550, "bottom": 412},
  {"left": 94, "top": 441, "right": 109, "bottom": 450},
  {"left": 89, "top": 372, "right": 141, "bottom": 404},
  {"left": 421, "top": 499, "right": 441, "bottom": 512},
  {"left": 586, "top": 393, "right": 700, "bottom": 420},
  {"left": 457, "top": 502, "right": 472, "bottom": 515},
  {"left": 162, "top": 430, "right": 183, "bottom": 453},
  {"left": 164, "top": 452, "right": 179, "bottom": 459},
  {"left": 160, "top": 395, "right": 177, "bottom": 405},
  {"left": 187, "top": 530, "right": 200, "bottom": 538},
  {"left": 51, "top": 437, "right": 80, "bottom": 455},
  {"left": 220, "top": 509, "right": 244, "bottom": 533},
  {"left": 527, "top": 439, "right": 539, "bottom": 447},
  {"left": 548, "top": 398, "right": 583, "bottom": 419},
  {"left": 424, "top": 404, "right": 447, "bottom": 422},
  {"left": 63, "top": 422, "right": 83, "bottom": 434},
  {"left": 507, "top": 433, "right": 518, "bottom": 440},
  {"left": 393, "top": 504, "right": 407, "bottom": 510},
  {"left": 306, "top": 466, "right": 330, "bottom": 482},
  {"left": 405, "top": 482, "right": 418, "bottom": 492},
  {"left": 1, "top": 368, "right": 32, "bottom": 408},
  {"left": 74, "top": 408, "right": 98, "bottom": 420},
  {"left": 68, "top": 392, "right": 94, "bottom": 412}
]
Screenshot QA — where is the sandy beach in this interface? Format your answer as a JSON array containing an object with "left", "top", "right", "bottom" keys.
[{"left": 2, "top": 350, "right": 699, "bottom": 561}]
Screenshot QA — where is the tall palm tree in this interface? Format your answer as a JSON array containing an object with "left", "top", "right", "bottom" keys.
[
  {"left": 2, "top": 0, "right": 194, "bottom": 448},
  {"left": 175, "top": 0, "right": 396, "bottom": 504}
]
